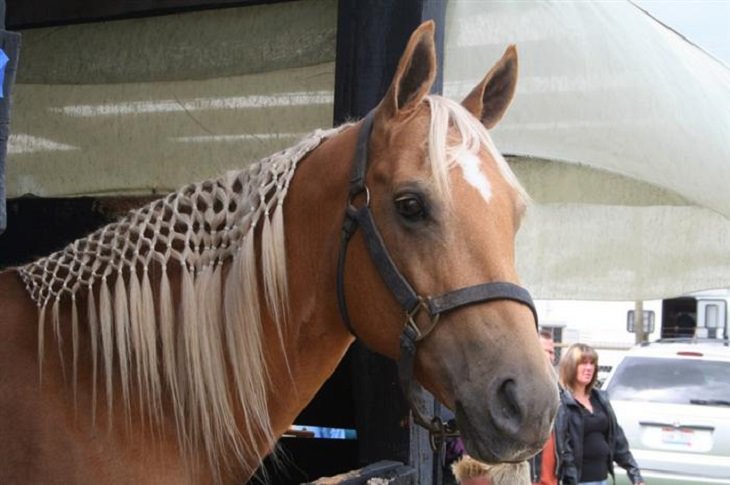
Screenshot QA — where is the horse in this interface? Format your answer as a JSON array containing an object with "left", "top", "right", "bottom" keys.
[{"left": 0, "top": 21, "right": 558, "bottom": 484}]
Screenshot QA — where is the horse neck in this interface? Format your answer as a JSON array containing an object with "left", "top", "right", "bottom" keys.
[
  {"left": 262, "top": 124, "right": 360, "bottom": 437},
  {"left": 2, "top": 123, "right": 360, "bottom": 482}
]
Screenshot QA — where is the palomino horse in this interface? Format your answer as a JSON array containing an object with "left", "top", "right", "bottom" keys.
[{"left": 0, "top": 21, "right": 558, "bottom": 484}]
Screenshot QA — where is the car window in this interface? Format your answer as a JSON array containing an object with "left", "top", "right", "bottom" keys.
[{"left": 605, "top": 356, "right": 730, "bottom": 405}]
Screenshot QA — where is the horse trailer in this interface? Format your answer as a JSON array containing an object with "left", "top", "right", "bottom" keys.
[{"left": 627, "top": 290, "right": 730, "bottom": 341}]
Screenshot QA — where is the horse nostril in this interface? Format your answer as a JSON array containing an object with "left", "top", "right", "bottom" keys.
[{"left": 493, "top": 378, "right": 522, "bottom": 432}]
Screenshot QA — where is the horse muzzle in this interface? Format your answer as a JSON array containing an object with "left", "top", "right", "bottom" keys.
[{"left": 454, "top": 373, "right": 559, "bottom": 463}]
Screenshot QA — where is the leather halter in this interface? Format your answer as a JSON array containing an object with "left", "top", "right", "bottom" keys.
[{"left": 336, "top": 110, "right": 539, "bottom": 440}]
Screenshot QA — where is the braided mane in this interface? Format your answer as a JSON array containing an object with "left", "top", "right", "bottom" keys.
[{"left": 17, "top": 123, "right": 347, "bottom": 481}]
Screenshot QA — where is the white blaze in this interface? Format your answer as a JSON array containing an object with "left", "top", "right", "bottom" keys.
[{"left": 458, "top": 152, "right": 492, "bottom": 203}]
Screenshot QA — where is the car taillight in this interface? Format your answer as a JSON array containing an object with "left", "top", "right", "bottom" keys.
[{"left": 677, "top": 351, "right": 703, "bottom": 357}]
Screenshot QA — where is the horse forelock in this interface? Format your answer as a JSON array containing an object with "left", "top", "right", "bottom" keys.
[
  {"left": 15, "top": 123, "right": 348, "bottom": 481},
  {"left": 424, "top": 95, "right": 529, "bottom": 207}
]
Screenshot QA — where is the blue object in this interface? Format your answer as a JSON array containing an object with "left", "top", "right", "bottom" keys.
[
  {"left": 0, "top": 48, "right": 8, "bottom": 98},
  {"left": 289, "top": 424, "right": 357, "bottom": 440}
]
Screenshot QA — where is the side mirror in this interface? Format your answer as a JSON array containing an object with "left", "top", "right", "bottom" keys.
[{"left": 627, "top": 310, "right": 655, "bottom": 334}]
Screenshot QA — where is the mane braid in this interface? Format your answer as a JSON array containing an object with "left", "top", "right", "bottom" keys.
[{"left": 17, "top": 123, "right": 349, "bottom": 481}]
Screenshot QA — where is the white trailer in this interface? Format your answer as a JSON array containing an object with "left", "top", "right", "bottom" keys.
[{"left": 626, "top": 289, "right": 730, "bottom": 340}]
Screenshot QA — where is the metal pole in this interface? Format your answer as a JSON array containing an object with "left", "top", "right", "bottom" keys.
[{"left": 635, "top": 300, "right": 645, "bottom": 344}]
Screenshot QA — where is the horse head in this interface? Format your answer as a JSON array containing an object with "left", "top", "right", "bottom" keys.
[{"left": 340, "top": 21, "right": 558, "bottom": 463}]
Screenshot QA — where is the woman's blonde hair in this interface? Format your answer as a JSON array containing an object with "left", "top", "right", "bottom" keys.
[{"left": 558, "top": 343, "right": 599, "bottom": 393}]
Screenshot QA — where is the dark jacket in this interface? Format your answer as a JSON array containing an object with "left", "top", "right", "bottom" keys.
[
  {"left": 554, "top": 388, "right": 643, "bottom": 485},
  {"left": 528, "top": 445, "right": 546, "bottom": 483}
]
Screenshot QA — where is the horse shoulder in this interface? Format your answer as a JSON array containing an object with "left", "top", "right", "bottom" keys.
[
  {"left": 0, "top": 270, "right": 193, "bottom": 484},
  {"left": 0, "top": 270, "right": 50, "bottom": 482}
]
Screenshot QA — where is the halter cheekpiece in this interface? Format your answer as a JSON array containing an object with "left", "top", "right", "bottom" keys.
[{"left": 336, "top": 111, "right": 539, "bottom": 448}]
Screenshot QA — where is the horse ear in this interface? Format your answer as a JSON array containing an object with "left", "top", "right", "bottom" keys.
[
  {"left": 462, "top": 45, "right": 518, "bottom": 129},
  {"left": 376, "top": 21, "right": 437, "bottom": 122}
]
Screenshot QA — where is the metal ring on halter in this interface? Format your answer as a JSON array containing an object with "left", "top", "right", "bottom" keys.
[
  {"left": 428, "top": 417, "right": 446, "bottom": 452},
  {"left": 347, "top": 185, "right": 370, "bottom": 209},
  {"left": 405, "top": 297, "right": 441, "bottom": 342},
  {"left": 428, "top": 417, "right": 460, "bottom": 452}
]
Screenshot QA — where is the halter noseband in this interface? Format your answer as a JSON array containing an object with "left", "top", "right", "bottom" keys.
[{"left": 336, "top": 111, "right": 538, "bottom": 443}]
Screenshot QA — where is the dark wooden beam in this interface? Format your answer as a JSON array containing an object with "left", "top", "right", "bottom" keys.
[
  {"left": 6, "top": 0, "right": 291, "bottom": 30},
  {"left": 333, "top": 0, "right": 445, "bottom": 125}
]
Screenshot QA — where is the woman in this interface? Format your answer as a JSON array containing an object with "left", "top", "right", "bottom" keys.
[{"left": 555, "top": 343, "right": 644, "bottom": 485}]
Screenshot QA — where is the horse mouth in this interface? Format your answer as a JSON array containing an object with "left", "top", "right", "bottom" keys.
[{"left": 454, "top": 400, "right": 540, "bottom": 464}]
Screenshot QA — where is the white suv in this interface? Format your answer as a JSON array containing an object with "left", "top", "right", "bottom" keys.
[{"left": 602, "top": 339, "right": 730, "bottom": 485}]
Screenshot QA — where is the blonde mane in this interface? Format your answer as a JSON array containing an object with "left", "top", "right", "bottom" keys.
[
  {"left": 17, "top": 123, "right": 347, "bottom": 481},
  {"left": 15, "top": 94, "right": 525, "bottom": 481}
]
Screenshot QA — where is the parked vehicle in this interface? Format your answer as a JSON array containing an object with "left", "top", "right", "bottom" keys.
[
  {"left": 627, "top": 290, "right": 730, "bottom": 341},
  {"left": 602, "top": 339, "right": 730, "bottom": 485}
]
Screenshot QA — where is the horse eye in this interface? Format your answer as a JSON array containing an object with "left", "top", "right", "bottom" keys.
[{"left": 394, "top": 194, "right": 426, "bottom": 221}]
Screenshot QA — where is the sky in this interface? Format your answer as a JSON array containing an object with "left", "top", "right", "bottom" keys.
[{"left": 634, "top": 0, "right": 730, "bottom": 65}]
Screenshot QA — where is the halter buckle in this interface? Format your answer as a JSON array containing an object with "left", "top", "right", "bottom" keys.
[{"left": 405, "top": 297, "right": 440, "bottom": 342}]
